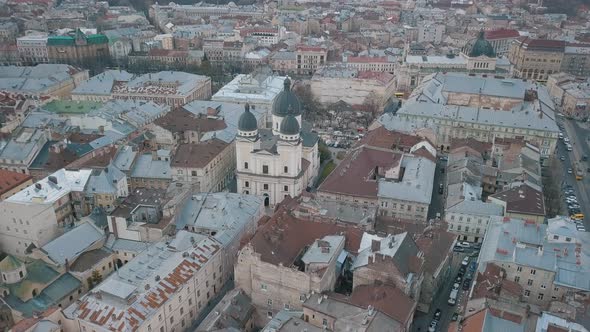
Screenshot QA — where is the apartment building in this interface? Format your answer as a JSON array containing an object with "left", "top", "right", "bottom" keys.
[
  {"left": 484, "top": 29, "right": 520, "bottom": 56},
  {"left": 235, "top": 207, "right": 362, "bottom": 321},
  {"left": 171, "top": 139, "right": 235, "bottom": 192},
  {"left": 388, "top": 73, "right": 559, "bottom": 158},
  {"left": 16, "top": 33, "right": 49, "bottom": 64},
  {"left": 70, "top": 232, "right": 225, "bottom": 332},
  {"left": 296, "top": 45, "right": 327, "bottom": 75},
  {"left": 508, "top": 37, "right": 565, "bottom": 82},
  {"left": 0, "top": 168, "right": 91, "bottom": 256},
  {"left": 0, "top": 64, "right": 89, "bottom": 99},
  {"left": 546, "top": 73, "right": 590, "bottom": 120},
  {"left": 47, "top": 29, "right": 109, "bottom": 66},
  {"left": 478, "top": 216, "right": 590, "bottom": 307},
  {"left": 417, "top": 22, "right": 445, "bottom": 45}
]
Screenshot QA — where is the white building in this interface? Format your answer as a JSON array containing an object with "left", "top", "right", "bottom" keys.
[
  {"left": 16, "top": 33, "right": 49, "bottom": 64},
  {"left": 417, "top": 22, "right": 445, "bottom": 44},
  {"left": 67, "top": 231, "right": 225, "bottom": 332},
  {"left": 0, "top": 168, "right": 92, "bottom": 256},
  {"left": 212, "top": 68, "right": 287, "bottom": 125},
  {"left": 384, "top": 73, "right": 560, "bottom": 158},
  {"left": 235, "top": 79, "right": 319, "bottom": 207}
]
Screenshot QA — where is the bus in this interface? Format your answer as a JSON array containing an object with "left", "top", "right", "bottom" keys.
[
  {"left": 575, "top": 163, "right": 584, "bottom": 181},
  {"left": 448, "top": 289, "right": 458, "bottom": 306}
]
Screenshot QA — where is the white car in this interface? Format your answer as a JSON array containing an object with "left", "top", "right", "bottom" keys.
[
  {"left": 453, "top": 283, "right": 460, "bottom": 291},
  {"left": 428, "top": 320, "right": 438, "bottom": 332},
  {"left": 458, "top": 241, "right": 470, "bottom": 248},
  {"left": 462, "top": 257, "right": 470, "bottom": 266}
]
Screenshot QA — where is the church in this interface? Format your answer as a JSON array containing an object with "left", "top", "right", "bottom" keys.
[{"left": 235, "top": 78, "right": 320, "bottom": 207}]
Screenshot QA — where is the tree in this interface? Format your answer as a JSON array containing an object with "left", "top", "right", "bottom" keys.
[
  {"left": 90, "top": 270, "right": 103, "bottom": 287},
  {"left": 542, "top": 156, "right": 562, "bottom": 218},
  {"left": 294, "top": 84, "right": 325, "bottom": 122},
  {"left": 358, "top": 91, "right": 382, "bottom": 129}
]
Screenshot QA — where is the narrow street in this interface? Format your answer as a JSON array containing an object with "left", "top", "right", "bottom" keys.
[
  {"left": 427, "top": 157, "right": 447, "bottom": 221},
  {"left": 411, "top": 250, "right": 475, "bottom": 332}
]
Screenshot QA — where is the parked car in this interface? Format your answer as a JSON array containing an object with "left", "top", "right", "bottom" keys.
[
  {"left": 451, "top": 313, "right": 459, "bottom": 321},
  {"left": 439, "top": 183, "right": 444, "bottom": 194},
  {"left": 462, "top": 279, "right": 471, "bottom": 290},
  {"left": 452, "top": 283, "right": 460, "bottom": 291},
  {"left": 453, "top": 246, "right": 465, "bottom": 252},
  {"left": 458, "top": 242, "right": 471, "bottom": 248},
  {"left": 461, "top": 257, "right": 470, "bottom": 265},
  {"left": 434, "top": 309, "right": 442, "bottom": 321},
  {"left": 568, "top": 168, "right": 573, "bottom": 174},
  {"left": 428, "top": 320, "right": 438, "bottom": 332},
  {"left": 560, "top": 156, "right": 566, "bottom": 161}
]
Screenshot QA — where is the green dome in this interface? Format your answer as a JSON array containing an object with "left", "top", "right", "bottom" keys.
[
  {"left": 279, "top": 115, "right": 300, "bottom": 135},
  {"left": 468, "top": 31, "right": 496, "bottom": 58},
  {"left": 272, "top": 78, "right": 302, "bottom": 117},
  {"left": 238, "top": 103, "right": 258, "bottom": 132}
]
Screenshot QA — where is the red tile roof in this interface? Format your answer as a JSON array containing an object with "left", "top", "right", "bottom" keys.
[
  {"left": 332, "top": 284, "right": 416, "bottom": 325},
  {"left": 249, "top": 206, "right": 363, "bottom": 266},
  {"left": 484, "top": 29, "right": 520, "bottom": 40},
  {"left": 461, "top": 309, "right": 487, "bottom": 332},
  {"left": 171, "top": 139, "right": 229, "bottom": 168},
  {"left": 490, "top": 184, "right": 545, "bottom": 216},
  {"left": 357, "top": 126, "right": 424, "bottom": 151},
  {"left": 153, "top": 108, "right": 227, "bottom": 134},
  {"left": 0, "top": 169, "right": 32, "bottom": 197},
  {"left": 318, "top": 146, "right": 400, "bottom": 199},
  {"left": 517, "top": 37, "right": 566, "bottom": 51}
]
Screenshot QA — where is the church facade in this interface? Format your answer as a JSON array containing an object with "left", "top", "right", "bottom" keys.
[{"left": 235, "top": 78, "right": 320, "bottom": 207}]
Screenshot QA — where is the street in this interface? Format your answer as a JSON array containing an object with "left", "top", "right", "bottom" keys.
[
  {"left": 427, "top": 157, "right": 447, "bottom": 221},
  {"left": 557, "top": 118, "right": 590, "bottom": 229},
  {"left": 411, "top": 250, "right": 477, "bottom": 332}
]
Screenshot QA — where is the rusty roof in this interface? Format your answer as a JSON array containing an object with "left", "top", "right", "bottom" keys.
[
  {"left": 490, "top": 184, "right": 545, "bottom": 216},
  {"left": 171, "top": 139, "right": 229, "bottom": 168},
  {"left": 249, "top": 206, "right": 363, "bottom": 266},
  {"left": 318, "top": 146, "right": 400, "bottom": 199},
  {"left": 0, "top": 169, "right": 32, "bottom": 197},
  {"left": 153, "top": 108, "right": 227, "bottom": 134}
]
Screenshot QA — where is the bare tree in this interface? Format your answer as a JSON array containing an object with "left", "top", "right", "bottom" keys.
[
  {"left": 542, "top": 156, "right": 563, "bottom": 218},
  {"left": 358, "top": 91, "right": 382, "bottom": 129},
  {"left": 294, "top": 84, "right": 325, "bottom": 122}
]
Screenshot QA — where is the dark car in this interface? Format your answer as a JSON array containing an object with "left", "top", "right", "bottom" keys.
[
  {"left": 439, "top": 183, "right": 444, "bottom": 194},
  {"left": 451, "top": 313, "right": 459, "bottom": 321},
  {"left": 462, "top": 279, "right": 471, "bottom": 290},
  {"left": 453, "top": 246, "right": 465, "bottom": 252},
  {"left": 434, "top": 309, "right": 442, "bottom": 321},
  {"left": 459, "top": 266, "right": 466, "bottom": 274},
  {"left": 469, "top": 261, "right": 477, "bottom": 272},
  {"left": 455, "top": 275, "right": 462, "bottom": 283}
]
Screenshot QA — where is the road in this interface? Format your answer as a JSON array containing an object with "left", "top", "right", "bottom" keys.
[
  {"left": 411, "top": 250, "right": 476, "bottom": 332},
  {"left": 428, "top": 158, "right": 447, "bottom": 221},
  {"left": 557, "top": 118, "right": 590, "bottom": 229}
]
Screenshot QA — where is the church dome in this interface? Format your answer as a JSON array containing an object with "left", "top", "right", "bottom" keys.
[
  {"left": 468, "top": 30, "right": 496, "bottom": 58},
  {"left": 272, "top": 78, "right": 302, "bottom": 117},
  {"left": 279, "top": 115, "right": 300, "bottom": 135},
  {"left": 238, "top": 103, "right": 258, "bottom": 132}
]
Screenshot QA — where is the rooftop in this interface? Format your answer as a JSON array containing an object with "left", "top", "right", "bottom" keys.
[
  {"left": 377, "top": 154, "right": 436, "bottom": 205},
  {"left": 111, "top": 71, "right": 209, "bottom": 97},
  {"left": 212, "top": 71, "right": 286, "bottom": 104},
  {"left": 249, "top": 206, "right": 363, "bottom": 267},
  {"left": 41, "top": 222, "right": 104, "bottom": 266},
  {"left": 6, "top": 168, "right": 92, "bottom": 205},
  {"left": 0, "top": 64, "right": 83, "bottom": 94},
  {"left": 319, "top": 146, "right": 401, "bottom": 199},
  {"left": 171, "top": 139, "right": 228, "bottom": 169},
  {"left": 72, "top": 232, "right": 222, "bottom": 331},
  {"left": 479, "top": 216, "right": 590, "bottom": 292},
  {"left": 130, "top": 153, "right": 171, "bottom": 180},
  {"left": 0, "top": 128, "right": 47, "bottom": 163},
  {"left": 0, "top": 169, "right": 32, "bottom": 198},
  {"left": 71, "top": 69, "right": 134, "bottom": 96},
  {"left": 176, "top": 192, "right": 262, "bottom": 247},
  {"left": 489, "top": 184, "right": 545, "bottom": 217},
  {"left": 394, "top": 73, "right": 559, "bottom": 133}
]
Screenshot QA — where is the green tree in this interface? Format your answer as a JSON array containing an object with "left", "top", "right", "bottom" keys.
[{"left": 91, "top": 270, "right": 103, "bottom": 286}]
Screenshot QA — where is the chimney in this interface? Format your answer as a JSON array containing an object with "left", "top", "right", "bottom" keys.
[{"left": 371, "top": 239, "right": 381, "bottom": 252}]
